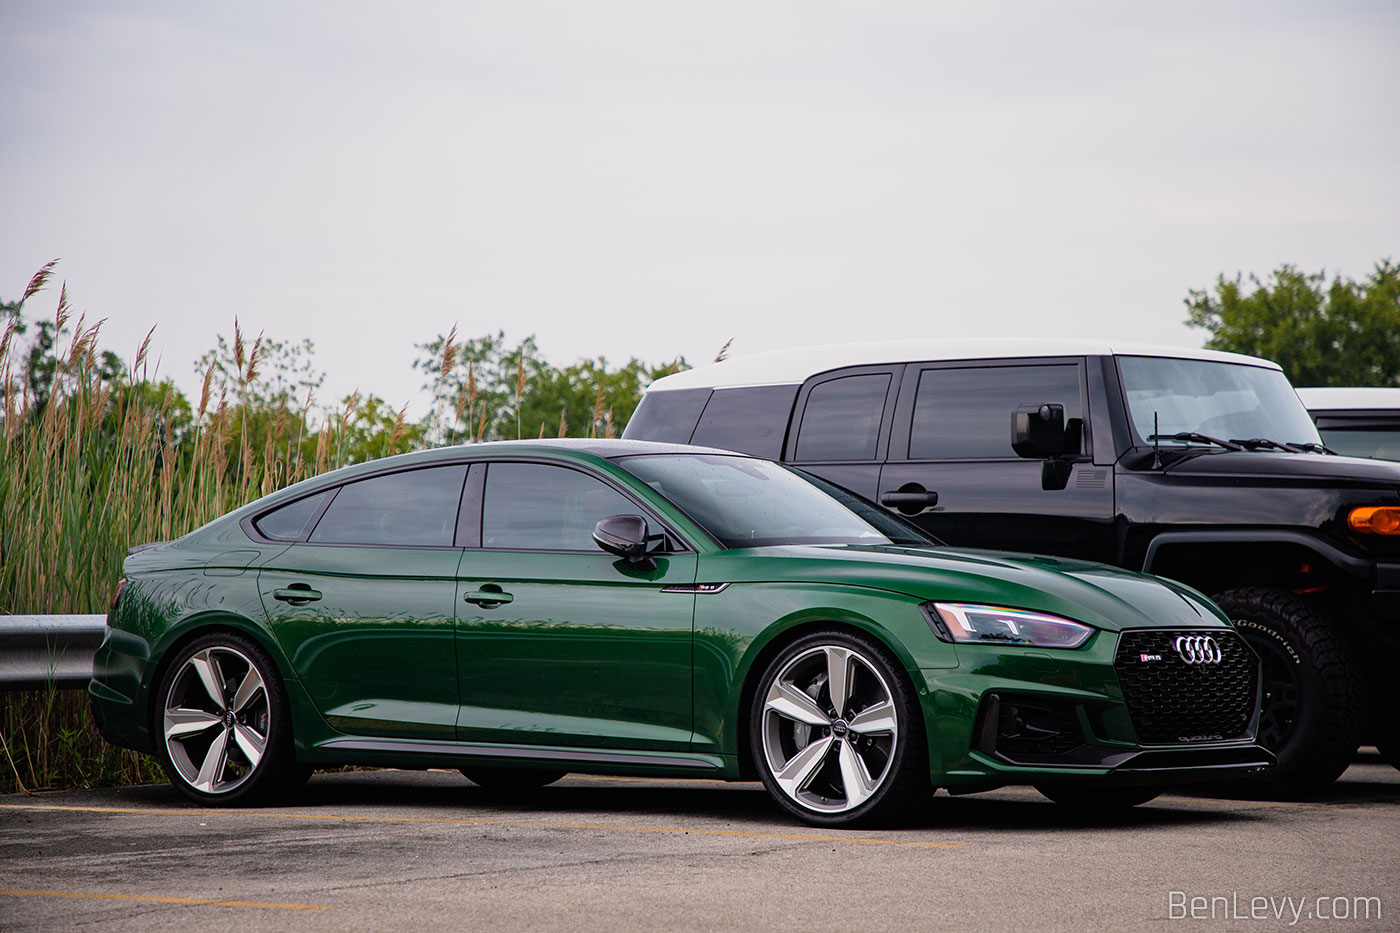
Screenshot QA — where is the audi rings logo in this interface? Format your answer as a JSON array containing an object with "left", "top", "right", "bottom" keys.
[{"left": 1174, "top": 635, "right": 1223, "bottom": 665}]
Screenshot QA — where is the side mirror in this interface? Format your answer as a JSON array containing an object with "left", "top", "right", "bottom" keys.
[
  {"left": 593, "top": 514, "right": 651, "bottom": 563},
  {"left": 1012, "top": 404, "right": 1069, "bottom": 458}
]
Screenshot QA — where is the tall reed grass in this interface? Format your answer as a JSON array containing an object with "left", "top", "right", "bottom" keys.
[{"left": 0, "top": 264, "right": 382, "bottom": 793}]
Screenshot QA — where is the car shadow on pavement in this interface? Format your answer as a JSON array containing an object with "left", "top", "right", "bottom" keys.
[{"left": 72, "top": 770, "right": 1260, "bottom": 834}]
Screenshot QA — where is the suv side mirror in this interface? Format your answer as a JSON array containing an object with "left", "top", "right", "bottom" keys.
[
  {"left": 593, "top": 514, "right": 652, "bottom": 563},
  {"left": 1012, "top": 404, "right": 1069, "bottom": 458}
]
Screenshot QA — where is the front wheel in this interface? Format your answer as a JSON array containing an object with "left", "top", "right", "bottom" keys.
[
  {"left": 1213, "top": 588, "right": 1366, "bottom": 794},
  {"left": 750, "top": 630, "right": 927, "bottom": 827},
  {"left": 154, "top": 632, "right": 300, "bottom": 806}
]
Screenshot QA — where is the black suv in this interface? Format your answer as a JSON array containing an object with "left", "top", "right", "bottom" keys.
[{"left": 624, "top": 339, "right": 1400, "bottom": 793}]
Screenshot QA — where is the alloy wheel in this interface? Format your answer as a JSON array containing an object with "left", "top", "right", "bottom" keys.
[
  {"left": 760, "top": 644, "right": 900, "bottom": 815},
  {"left": 162, "top": 646, "right": 270, "bottom": 795}
]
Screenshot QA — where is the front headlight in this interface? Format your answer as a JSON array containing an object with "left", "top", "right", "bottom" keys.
[{"left": 924, "top": 602, "right": 1093, "bottom": 648}]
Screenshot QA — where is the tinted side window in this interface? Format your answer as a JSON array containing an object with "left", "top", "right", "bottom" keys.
[
  {"left": 690, "top": 385, "right": 799, "bottom": 458},
  {"left": 621, "top": 388, "right": 712, "bottom": 444},
  {"left": 794, "top": 374, "right": 890, "bottom": 461},
  {"left": 308, "top": 465, "right": 468, "bottom": 546},
  {"left": 254, "top": 491, "right": 329, "bottom": 541},
  {"left": 483, "top": 463, "right": 643, "bottom": 551},
  {"left": 910, "top": 365, "right": 1083, "bottom": 460}
]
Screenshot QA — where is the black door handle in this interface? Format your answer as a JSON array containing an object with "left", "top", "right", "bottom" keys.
[
  {"left": 272, "top": 584, "right": 322, "bottom": 605},
  {"left": 880, "top": 484, "right": 939, "bottom": 516},
  {"left": 463, "top": 586, "right": 514, "bottom": 608}
]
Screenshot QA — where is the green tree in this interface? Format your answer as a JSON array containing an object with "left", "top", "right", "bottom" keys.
[
  {"left": 1185, "top": 260, "right": 1400, "bottom": 386},
  {"left": 415, "top": 330, "right": 686, "bottom": 443}
]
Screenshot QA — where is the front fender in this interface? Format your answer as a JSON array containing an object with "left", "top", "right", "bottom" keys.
[{"left": 691, "top": 581, "right": 956, "bottom": 764}]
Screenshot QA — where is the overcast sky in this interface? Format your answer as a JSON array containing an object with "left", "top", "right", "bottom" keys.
[{"left": 2, "top": 1, "right": 1397, "bottom": 416}]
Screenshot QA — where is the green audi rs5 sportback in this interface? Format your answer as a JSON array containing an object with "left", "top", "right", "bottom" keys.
[{"left": 90, "top": 440, "right": 1273, "bottom": 826}]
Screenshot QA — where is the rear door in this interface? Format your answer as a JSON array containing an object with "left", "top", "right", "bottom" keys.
[
  {"left": 256, "top": 463, "right": 469, "bottom": 740},
  {"left": 877, "top": 358, "right": 1116, "bottom": 560},
  {"left": 782, "top": 365, "right": 902, "bottom": 500}
]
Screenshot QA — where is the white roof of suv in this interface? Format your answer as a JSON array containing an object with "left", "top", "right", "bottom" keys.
[
  {"left": 649, "top": 339, "right": 1281, "bottom": 392},
  {"left": 1296, "top": 387, "right": 1400, "bottom": 411}
]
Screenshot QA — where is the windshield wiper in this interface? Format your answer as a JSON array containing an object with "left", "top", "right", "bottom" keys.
[
  {"left": 1148, "top": 432, "right": 1245, "bottom": 451},
  {"left": 1292, "top": 441, "right": 1338, "bottom": 455},
  {"left": 1228, "top": 437, "right": 1305, "bottom": 453}
]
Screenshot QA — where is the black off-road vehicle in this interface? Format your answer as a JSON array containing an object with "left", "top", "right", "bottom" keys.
[{"left": 624, "top": 339, "right": 1400, "bottom": 793}]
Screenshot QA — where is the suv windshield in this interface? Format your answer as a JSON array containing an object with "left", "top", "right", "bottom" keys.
[
  {"left": 617, "top": 454, "right": 933, "bottom": 548},
  {"left": 1118, "top": 356, "right": 1322, "bottom": 448}
]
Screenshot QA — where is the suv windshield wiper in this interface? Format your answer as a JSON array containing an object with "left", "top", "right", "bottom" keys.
[
  {"left": 1292, "top": 441, "right": 1338, "bottom": 455},
  {"left": 1148, "top": 432, "right": 1245, "bottom": 451},
  {"left": 1228, "top": 437, "right": 1305, "bottom": 453}
]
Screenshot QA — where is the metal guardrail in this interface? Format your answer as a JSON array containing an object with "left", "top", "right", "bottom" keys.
[{"left": 0, "top": 615, "right": 106, "bottom": 690}]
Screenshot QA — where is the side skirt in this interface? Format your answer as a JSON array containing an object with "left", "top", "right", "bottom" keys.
[{"left": 312, "top": 736, "right": 728, "bottom": 777}]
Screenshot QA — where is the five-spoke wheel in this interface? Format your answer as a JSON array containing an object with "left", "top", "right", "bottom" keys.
[
  {"left": 156, "top": 632, "right": 299, "bottom": 805},
  {"left": 752, "top": 631, "right": 925, "bottom": 826}
]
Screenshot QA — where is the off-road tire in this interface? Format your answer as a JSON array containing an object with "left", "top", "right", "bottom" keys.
[{"left": 1214, "top": 587, "right": 1367, "bottom": 794}]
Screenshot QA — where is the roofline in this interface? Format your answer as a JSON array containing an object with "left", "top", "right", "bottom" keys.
[
  {"left": 647, "top": 339, "right": 1282, "bottom": 392},
  {"left": 1295, "top": 386, "right": 1400, "bottom": 411}
]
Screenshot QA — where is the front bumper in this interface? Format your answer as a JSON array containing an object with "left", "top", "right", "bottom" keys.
[{"left": 919, "top": 627, "right": 1273, "bottom": 790}]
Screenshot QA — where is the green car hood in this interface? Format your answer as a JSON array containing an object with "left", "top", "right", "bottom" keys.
[{"left": 701, "top": 544, "right": 1228, "bottom": 633}]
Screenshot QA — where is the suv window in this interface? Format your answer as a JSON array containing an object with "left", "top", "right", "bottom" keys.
[
  {"left": 621, "top": 388, "right": 711, "bottom": 445},
  {"left": 794, "top": 373, "right": 891, "bottom": 461},
  {"left": 482, "top": 462, "right": 644, "bottom": 551},
  {"left": 308, "top": 465, "right": 468, "bottom": 547},
  {"left": 691, "top": 385, "right": 798, "bottom": 458},
  {"left": 910, "top": 364, "right": 1083, "bottom": 460}
]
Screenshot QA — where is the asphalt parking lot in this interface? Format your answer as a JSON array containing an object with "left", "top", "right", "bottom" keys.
[{"left": 2, "top": 755, "right": 1395, "bottom": 932}]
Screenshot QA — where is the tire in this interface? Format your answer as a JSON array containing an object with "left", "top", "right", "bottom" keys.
[
  {"left": 460, "top": 767, "right": 567, "bottom": 790},
  {"left": 153, "top": 631, "right": 300, "bottom": 807},
  {"left": 750, "top": 629, "right": 928, "bottom": 828},
  {"left": 1213, "top": 587, "right": 1367, "bottom": 794},
  {"left": 1035, "top": 784, "right": 1162, "bottom": 810}
]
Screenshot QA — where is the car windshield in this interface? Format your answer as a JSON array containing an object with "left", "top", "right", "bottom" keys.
[
  {"left": 616, "top": 454, "right": 933, "bottom": 548},
  {"left": 1118, "top": 356, "right": 1322, "bottom": 448}
]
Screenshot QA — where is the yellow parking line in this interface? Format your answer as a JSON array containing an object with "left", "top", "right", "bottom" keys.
[
  {"left": 0, "top": 803, "right": 961, "bottom": 849},
  {"left": 0, "top": 889, "right": 331, "bottom": 911}
]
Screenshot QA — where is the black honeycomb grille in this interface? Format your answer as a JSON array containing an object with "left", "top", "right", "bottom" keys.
[{"left": 1114, "top": 630, "right": 1258, "bottom": 745}]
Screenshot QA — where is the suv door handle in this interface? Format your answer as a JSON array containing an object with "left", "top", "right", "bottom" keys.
[
  {"left": 463, "top": 587, "right": 514, "bottom": 608},
  {"left": 272, "top": 584, "right": 322, "bottom": 605},
  {"left": 881, "top": 485, "right": 939, "bottom": 515}
]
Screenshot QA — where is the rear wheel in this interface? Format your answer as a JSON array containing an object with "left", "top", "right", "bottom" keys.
[
  {"left": 459, "top": 767, "right": 567, "bottom": 790},
  {"left": 154, "top": 632, "right": 301, "bottom": 806},
  {"left": 750, "top": 629, "right": 927, "bottom": 827},
  {"left": 1214, "top": 588, "right": 1366, "bottom": 794}
]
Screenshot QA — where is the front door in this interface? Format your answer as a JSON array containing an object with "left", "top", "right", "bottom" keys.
[
  {"left": 454, "top": 461, "right": 698, "bottom": 752},
  {"left": 878, "top": 360, "right": 1116, "bottom": 560}
]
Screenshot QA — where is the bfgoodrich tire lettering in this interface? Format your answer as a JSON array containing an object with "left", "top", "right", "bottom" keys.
[
  {"left": 154, "top": 631, "right": 300, "bottom": 807},
  {"left": 750, "top": 629, "right": 927, "bottom": 827},
  {"left": 1214, "top": 587, "right": 1367, "bottom": 794}
]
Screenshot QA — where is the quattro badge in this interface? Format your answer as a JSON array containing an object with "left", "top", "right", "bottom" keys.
[{"left": 1174, "top": 635, "right": 1222, "bottom": 665}]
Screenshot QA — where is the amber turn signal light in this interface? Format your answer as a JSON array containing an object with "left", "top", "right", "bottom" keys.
[{"left": 1348, "top": 507, "right": 1400, "bottom": 535}]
